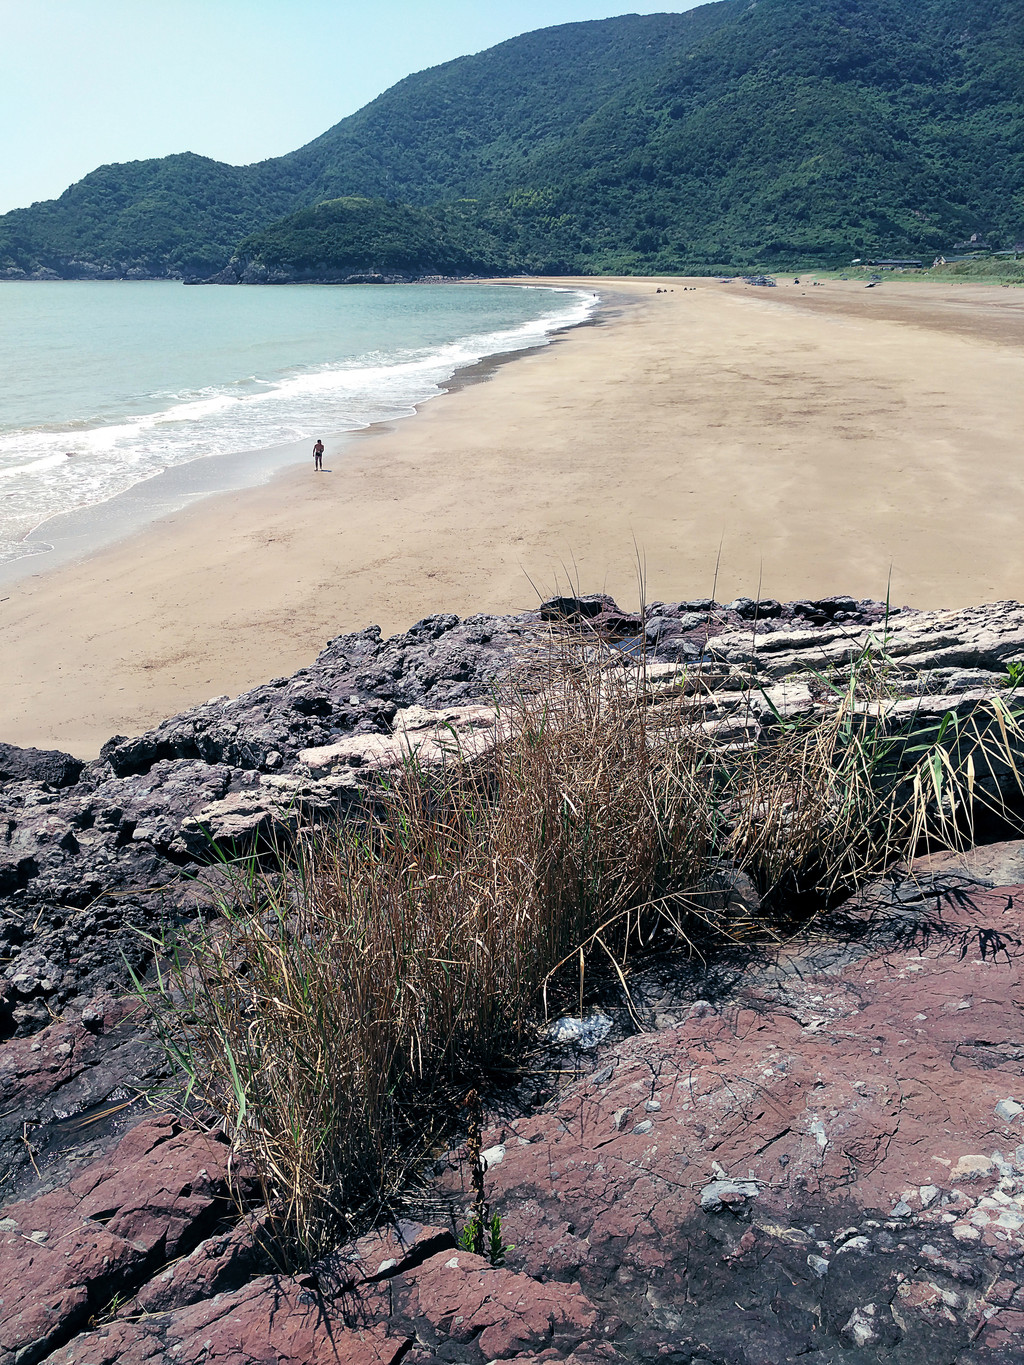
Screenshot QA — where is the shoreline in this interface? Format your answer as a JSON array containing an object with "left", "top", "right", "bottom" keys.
[
  {"left": 1, "top": 275, "right": 1022, "bottom": 756},
  {"left": 0, "top": 281, "right": 605, "bottom": 590}
]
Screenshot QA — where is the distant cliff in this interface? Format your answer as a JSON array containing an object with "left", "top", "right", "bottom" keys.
[{"left": 1, "top": 0, "right": 1021, "bottom": 281}]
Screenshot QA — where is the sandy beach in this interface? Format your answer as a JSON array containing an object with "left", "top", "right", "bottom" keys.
[{"left": 2, "top": 275, "right": 1023, "bottom": 756}]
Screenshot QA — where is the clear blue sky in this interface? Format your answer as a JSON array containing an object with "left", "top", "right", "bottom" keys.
[{"left": 1, "top": 1, "right": 704, "bottom": 214}]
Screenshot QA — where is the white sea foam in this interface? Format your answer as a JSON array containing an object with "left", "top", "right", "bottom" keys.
[{"left": 0, "top": 286, "right": 595, "bottom": 563}]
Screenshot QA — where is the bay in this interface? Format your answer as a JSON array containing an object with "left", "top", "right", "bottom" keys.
[{"left": 0, "top": 281, "right": 594, "bottom": 565}]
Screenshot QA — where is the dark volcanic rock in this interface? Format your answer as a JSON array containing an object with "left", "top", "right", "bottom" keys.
[
  {"left": 0, "top": 743, "right": 83, "bottom": 790},
  {"left": 0, "top": 611, "right": 535, "bottom": 1033}
]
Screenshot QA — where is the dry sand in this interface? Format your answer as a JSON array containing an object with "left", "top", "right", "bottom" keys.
[{"left": 2, "top": 275, "right": 1023, "bottom": 756}]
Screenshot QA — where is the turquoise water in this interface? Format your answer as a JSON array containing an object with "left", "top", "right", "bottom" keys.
[{"left": 0, "top": 281, "right": 594, "bottom": 564}]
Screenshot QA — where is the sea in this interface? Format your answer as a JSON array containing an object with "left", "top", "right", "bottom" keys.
[{"left": 0, "top": 281, "right": 596, "bottom": 572}]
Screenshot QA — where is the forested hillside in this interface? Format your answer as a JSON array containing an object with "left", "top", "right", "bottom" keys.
[
  {"left": 1, "top": 0, "right": 1021, "bottom": 279},
  {"left": 226, "top": 197, "right": 513, "bottom": 282}
]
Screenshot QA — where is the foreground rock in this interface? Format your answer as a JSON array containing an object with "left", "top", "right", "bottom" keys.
[
  {"left": 0, "top": 1116, "right": 246, "bottom": 1364},
  {"left": 434, "top": 862, "right": 1024, "bottom": 1363},
  {"left": 4, "top": 594, "right": 1024, "bottom": 1362},
  {"left": 3, "top": 855, "right": 1024, "bottom": 1362}
]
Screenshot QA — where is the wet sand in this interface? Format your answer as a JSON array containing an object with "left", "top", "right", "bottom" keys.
[{"left": 2, "top": 276, "right": 1023, "bottom": 756}]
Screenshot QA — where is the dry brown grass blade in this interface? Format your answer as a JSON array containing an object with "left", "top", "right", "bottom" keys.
[{"left": 137, "top": 628, "right": 1024, "bottom": 1266}]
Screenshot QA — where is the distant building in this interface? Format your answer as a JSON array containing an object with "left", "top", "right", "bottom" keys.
[
  {"left": 864, "top": 259, "right": 923, "bottom": 269},
  {"left": 953, "top": 233, "right": 992, "bottom": 251}
]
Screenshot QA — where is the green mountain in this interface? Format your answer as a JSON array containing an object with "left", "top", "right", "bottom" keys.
[
  {"left": 228, "top": 196, "right": 512, "bottom": 282},
  {"left": 2, "top": 0, "right": 1021, "bottom": 280}
]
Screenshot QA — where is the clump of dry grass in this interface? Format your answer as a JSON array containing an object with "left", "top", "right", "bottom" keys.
[
  {"left": 724, "top": 651, "right": 1024, "bottom": 911},
  {"left": 139, "top": 631, "right": 1024, "bottom": 1265}
]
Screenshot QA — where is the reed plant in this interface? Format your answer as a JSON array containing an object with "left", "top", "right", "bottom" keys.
[{"left": 139, "top": 630, "right": 1024, "bottom": 1265}]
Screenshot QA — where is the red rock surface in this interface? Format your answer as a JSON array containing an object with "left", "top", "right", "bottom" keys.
[
  {"left": 5, "top": 864, "right": 1024, "bottom": 1363},
  {"left": 434, "top": 874, "right": 1024, "bottom": 1362},
  {"left": 392, "top": 1249, "right": 600, "bottom": 1359},
  {"left": 41, "top": 1278, "right": 405, "bottom": 1365},
  {"left": 0, "top": 1116, "right": 239, "bottom": 1365},
  {"left": 0, "top": 995, "right": 165, "bottom": 1199}
]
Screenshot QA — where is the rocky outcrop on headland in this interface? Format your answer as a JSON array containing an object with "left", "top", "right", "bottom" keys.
[
  {"left": 195, "top": 261, "right": 482, "bottom": 286},
  {"left": 2, "top": 594, "right": 1023, "bottom": 1041},
  {"left": 4, "top": 594, "right": 1024, "bottom": 1363}
]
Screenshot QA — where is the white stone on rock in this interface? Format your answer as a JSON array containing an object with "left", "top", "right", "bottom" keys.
[
  {"left": 543, "top": 1014, "right": 613, "bottom": 1049},
  {"left": 841, "top": 1305, "right": 879, "bottom": 1347},
  {"left": 951, "top": 1222, "right": 981, "bottom": 1242},
  {"left": 950, "top": 1153, "right": 995, "bottom": 1182},
  {"left": 699, "top": 1178, "right": 761, "bottom": 1213}
]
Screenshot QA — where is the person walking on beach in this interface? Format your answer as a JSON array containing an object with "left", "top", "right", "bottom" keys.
[{"left": 313, "top": 438, "right": 324, "bottom": 471}]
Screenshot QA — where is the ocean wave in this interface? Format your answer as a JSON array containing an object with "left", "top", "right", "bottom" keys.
[{"left": 0, "top": 286, "right": 595, "bottom": 563}]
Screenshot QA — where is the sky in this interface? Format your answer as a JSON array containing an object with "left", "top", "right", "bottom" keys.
[{"left": 0, "top": 0, "right": 705, "bottom": 214}]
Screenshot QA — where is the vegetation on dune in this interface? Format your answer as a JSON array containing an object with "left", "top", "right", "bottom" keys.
[
  {"left": 2, "top": 0, "right": 1022, "bottom": 280},
  {"left": 927, "top": 258, "right": 1024, "bottom": 285},
  {"left": 141, "top": 630, "right": 1024, "bottom": 1265}
]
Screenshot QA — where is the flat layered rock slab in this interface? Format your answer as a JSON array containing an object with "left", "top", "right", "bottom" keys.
[{"left": 705, "top": 600, "right": 1024, "bottom": 676}]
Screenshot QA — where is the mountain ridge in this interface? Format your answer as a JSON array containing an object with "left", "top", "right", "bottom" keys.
[{"left": 1, "top": 0, "right": 1021, "bottom": 280}]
